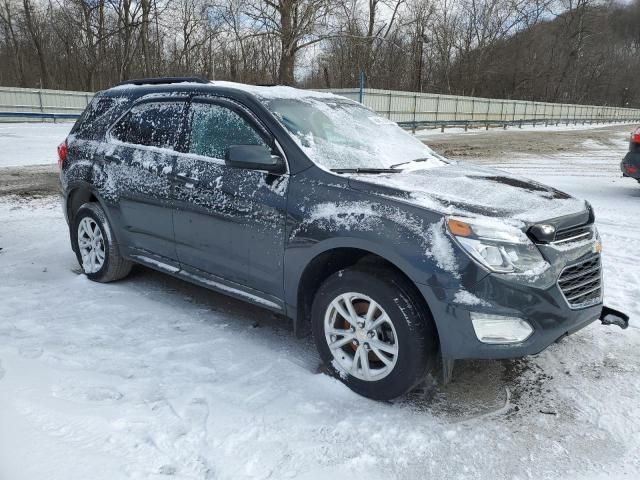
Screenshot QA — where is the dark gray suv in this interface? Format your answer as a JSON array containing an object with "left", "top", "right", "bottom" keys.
[{"left": 58, "top": 77, "right": 625, "bottom": 400}]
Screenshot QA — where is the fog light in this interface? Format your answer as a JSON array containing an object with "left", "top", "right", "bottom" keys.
[{"left": 470, "top": 313, "right": 533, "bottom": 344}]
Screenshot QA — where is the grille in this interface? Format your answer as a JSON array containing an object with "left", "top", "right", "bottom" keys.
[
  {"left": 553, "top": 224, "right": 594, "bottom": 244},
  {"left": 558, "top": 255, "right": 602, "bottom": 308}
]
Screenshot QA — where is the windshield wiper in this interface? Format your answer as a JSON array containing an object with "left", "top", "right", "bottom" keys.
[
  {"left": 390, "top": 157, "right": 432, "bottom": 169},
  {"left": 330, "top": 168, "right": 400, "bottom": 174}
]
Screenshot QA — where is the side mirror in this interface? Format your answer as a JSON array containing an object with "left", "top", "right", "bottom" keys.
[{"left": 225, "top": 145, "right": 284, "bottom": 172}]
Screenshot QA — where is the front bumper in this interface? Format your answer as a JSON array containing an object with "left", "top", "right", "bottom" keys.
[
  {"left": 621, "top": 152, "right": 640, "bottom": 179},
  {"left": 417, "top": 249, "right": 610, "bottom": 360},
  {"left": 419, "top": 276, "right": 602, "bottom": 360}
]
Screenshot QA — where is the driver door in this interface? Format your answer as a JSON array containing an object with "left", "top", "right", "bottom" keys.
[{"left": 172, "top": 97, "right": 289, "bottom": 300}]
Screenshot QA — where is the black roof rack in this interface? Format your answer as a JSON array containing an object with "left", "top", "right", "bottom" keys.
[{"left": 115, "top": 76, "right": 209, "bottom": 87}]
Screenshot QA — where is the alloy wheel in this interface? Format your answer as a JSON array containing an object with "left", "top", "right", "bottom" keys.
[
  {"left": 77, "top": 217, "right": 106, "bottom": 274},
  {"left": 324, "top": 292, "right": 399, "bottom": 381}
]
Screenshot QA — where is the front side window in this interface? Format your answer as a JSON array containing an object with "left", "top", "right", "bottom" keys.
[
  {"left": 111, "top": 101, "right": 184, "bottom": 150},
  {"left": 188, "top": 102, "right": 266, "bottom": 159}
]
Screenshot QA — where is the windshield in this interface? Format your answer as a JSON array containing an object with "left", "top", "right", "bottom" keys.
[{"left": 262, "top": 97, "right": 445, "bottom": 171}]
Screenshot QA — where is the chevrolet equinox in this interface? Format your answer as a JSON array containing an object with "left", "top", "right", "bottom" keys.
[{"left": 58, "top": 77, "right": 627, "bottom": 400}]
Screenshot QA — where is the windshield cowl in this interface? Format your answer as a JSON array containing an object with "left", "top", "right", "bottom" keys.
[{"left": 331, "top": 167, "right": 401, "bottom": 174}]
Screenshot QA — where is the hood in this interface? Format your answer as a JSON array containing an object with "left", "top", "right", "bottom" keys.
[{"left": 347, "top": 162, "right": 588, "bottom": 225}]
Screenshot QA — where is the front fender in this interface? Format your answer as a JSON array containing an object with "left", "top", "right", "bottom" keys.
[{"left": 283, "top": 200, "right": 485, "bottom": 308}]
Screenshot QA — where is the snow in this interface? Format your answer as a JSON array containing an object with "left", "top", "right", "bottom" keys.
[
  {"left": 350, "top": 163, "right": 588, "bottom": 224},
  {"left": 296, "top": 202, "right": 460, "bottom": 277},
  {"left": 1, "top": 124, "right": 640, "bottom": 479},
  {"left": 425, "top": 219, "right": 460, "bottom": 277},
  {"left": 211, "top": 81, "right": 340, "bottom": 101},
  {"left": 453, "top": 290, "right": 490, "bottom": 307},
  {"left": 300, "top": 201, "right": 379, "bottom": 233},
  {"left": 110, "top": 80, "right": 341, "bottom": 102},
  {"left": 0, "top": 122, "right": 73, "bottom": 167}
]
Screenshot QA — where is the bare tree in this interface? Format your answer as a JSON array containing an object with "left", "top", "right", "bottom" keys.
[
  {"left": 0, "top": 0, "right": 638, "bottom": 109},
  {"left": 22, "top": 0, "right": 49, "bottom": 87},
  {"left": 0, "top": 0, "right": 26, "bottom": 85},
  {"left": 246, "top": 0, "right": 335, "bottom": 84}
]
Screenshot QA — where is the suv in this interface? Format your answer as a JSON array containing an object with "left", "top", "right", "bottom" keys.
[{"left": 59, "top": 77, "right": 618, "bottom": 400}]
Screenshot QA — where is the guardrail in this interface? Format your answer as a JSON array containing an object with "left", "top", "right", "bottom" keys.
[
  {"left": 1, "top": 111, "right": 630, "bottom": 130},
  {"left": 323, "top": 88, "right": 640, "bottom": 129},
  {"left": 0, "top": 111, "right": 80, "bottom": 122},
  {"left": 0, "top": 86, "right": 91, "bottom": 122},
  {"left": 395, "top": 117, "right": 636, "bottom": 132},
  {"left": 2, "top": 85, "right": 639, "bottom": 130}
]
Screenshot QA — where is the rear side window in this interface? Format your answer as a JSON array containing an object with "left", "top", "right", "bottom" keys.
[
  {"left": 111, "top": 101, "right": 184, "bottom": 150},
  {"left": 188, "top": 102, "right": 265, "bottom": 159},
  {"left": 72, "top": 95, "right": 128, "bottom": 140}
]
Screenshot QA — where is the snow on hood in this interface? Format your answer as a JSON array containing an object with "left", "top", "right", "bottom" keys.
[{"left": 348, "top": 162, "right": 588, "bottom": 224}]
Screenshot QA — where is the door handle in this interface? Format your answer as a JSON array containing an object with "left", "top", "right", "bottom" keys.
[
  {"left": 104, "top": 154, "right": 121, "bottom": 164},
  {"left": 173, "top": 173, "right": 199, "bottom": 185}
]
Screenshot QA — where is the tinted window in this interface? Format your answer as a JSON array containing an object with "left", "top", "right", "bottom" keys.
[
  {"left": 189, "top": 102, "right": 265, "bottom": 159},
  {"left": 112, "top": 101, "right": 184, "bottom": 149},
  {"left": 72, "top": 94, "right": 129, "bottom": 140}
]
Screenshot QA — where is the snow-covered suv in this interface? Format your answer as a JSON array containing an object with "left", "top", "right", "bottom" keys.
[{"left": 58, "top": 77, "right": 627, "bottom": 400}]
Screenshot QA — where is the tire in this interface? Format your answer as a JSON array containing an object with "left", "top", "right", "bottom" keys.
[
  {"left": 72, "top": 202, "right": 132, "bottom": 282},
  {"left": 311, "top": 267, "right": 437, "bottom": 400}
]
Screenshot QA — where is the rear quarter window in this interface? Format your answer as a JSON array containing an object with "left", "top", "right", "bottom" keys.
[{"left": 72, "top": 94, "right": 130, "bottom": 141}]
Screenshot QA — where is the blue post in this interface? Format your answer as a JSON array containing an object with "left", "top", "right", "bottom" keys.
[{"left": 358, "top": 71, "right": 365, "bottom": 104}]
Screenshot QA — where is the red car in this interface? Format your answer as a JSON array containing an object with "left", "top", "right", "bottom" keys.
[{"left": 621, "top": 127, "right": 640, "bottom": 183}]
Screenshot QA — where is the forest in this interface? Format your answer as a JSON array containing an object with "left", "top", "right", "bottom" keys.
[{"left": 1, "top": 0, "right": 639, "bottom": 107}]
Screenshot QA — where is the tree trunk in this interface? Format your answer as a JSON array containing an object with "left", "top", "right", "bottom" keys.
[
  {"left": 279, "top": 49, "right": 295, "bottom": 85},
  {"left": 141, "top": 0, "right": 151, "bottom": 76},
  {"left": 22, "top": 0, "right": 49, "bottom": 88},
  {"left": 278, "top": 3, "right": 295, "bottom": 85},
  {"left": 1, "top": 1, "right": 27, "bottom": 86}
]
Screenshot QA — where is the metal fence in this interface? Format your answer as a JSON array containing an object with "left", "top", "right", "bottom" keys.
[
  {"left": 0, "top": 86, "right": 92, "bottom": 122},
  {"left": 2, "top": 85, "right": 640, "bottom": 128},
  {"left": 324, "top": 88, "right": 640, "bottom": 129}
]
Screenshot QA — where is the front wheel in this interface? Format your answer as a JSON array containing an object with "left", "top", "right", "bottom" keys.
[{"left": 311, "top": 267, "right": 437, "bottom": 400}]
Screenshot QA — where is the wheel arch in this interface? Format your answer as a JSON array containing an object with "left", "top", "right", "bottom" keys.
[
  {"left": 65, "top": 183, "right": 123, "bottom": 250},
  {"left": 66, "top": 183, "right": 99, "bottom": 223},
  {"left": 288, "top": 239, "right": 438, "bottom": 341}
]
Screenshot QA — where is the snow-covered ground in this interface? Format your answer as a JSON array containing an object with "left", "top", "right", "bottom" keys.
[
  {"left": 0, "top": 124, "right": 639, "bottom": 479},
  {"left": 0, "top": 122, "right": 73, "bottom": 167}
]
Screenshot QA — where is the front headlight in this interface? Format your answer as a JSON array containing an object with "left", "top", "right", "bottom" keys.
[{"left": 447, "top": 216, "right": 548, "bottom": 274}]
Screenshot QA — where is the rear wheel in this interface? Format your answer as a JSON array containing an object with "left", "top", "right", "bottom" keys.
[
  {"left": 72, "top": 202, "right": 132, "bottom": 282},
  {"left": 311, "top": 267, "right": 437, "bottom": 400}
]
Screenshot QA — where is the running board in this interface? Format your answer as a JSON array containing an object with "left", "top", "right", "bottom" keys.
[
  {"left": 600, "top": 306, "right": 629, "bottom": 330},
  {"left": 130, "top": 254, "right": 283, "bottom": 312}
]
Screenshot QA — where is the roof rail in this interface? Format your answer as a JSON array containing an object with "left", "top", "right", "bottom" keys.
[{"left": 115, "top": 76, "right": 209, "bottom": 87}]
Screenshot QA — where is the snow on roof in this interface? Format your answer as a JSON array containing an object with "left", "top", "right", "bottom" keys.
[
  {"left": 209, "top": 81, "right": 344, "bottom": 100},
  {"left": 109, "top": 79, "right": 346, "bottom": 101}
]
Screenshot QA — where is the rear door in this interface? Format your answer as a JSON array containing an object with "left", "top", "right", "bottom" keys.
[
  {"left": 104, "top": 98, "right": 187, "bottom": 264},
  {"left": 172, "top": 97, "right": 289, "bottom": 300}
]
